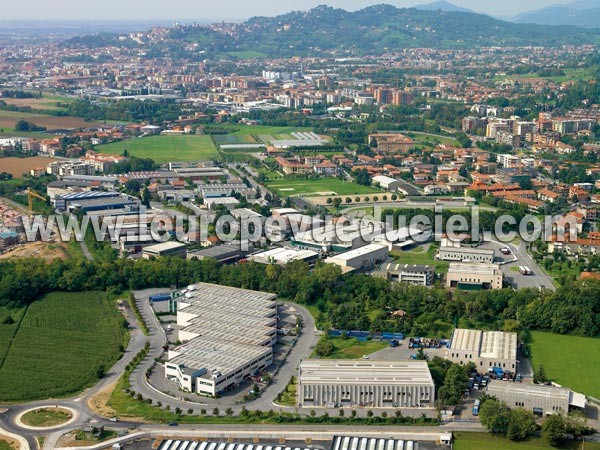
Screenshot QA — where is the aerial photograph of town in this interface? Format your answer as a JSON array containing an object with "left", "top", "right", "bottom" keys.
[{"left": 0, "top": 0, "right": 599, "bottom": 449}]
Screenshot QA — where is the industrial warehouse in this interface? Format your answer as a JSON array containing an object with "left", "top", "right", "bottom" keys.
[
  {"left": 298, "top": 360, "right": 435, "bottom": 410},
  {"left": 486, "top": 381, "right": 586, "bottom": 416},
  {"left": 445, "top": 263, "right": 503, "bottom": 290},
  {"left": 446, "top": 328, "right": 518, "bottom": 372},
  {"left": 164, "top": 283, "right": 278, "bottom": 396}
]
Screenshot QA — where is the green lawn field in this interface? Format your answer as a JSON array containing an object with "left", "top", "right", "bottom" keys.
[
  {"left": 314, "top": 337, "right": 388, "bottom": 359},
  {"left": 96, "top": 135, "right": 218, "bottom": 163},
  {"left": 0, "top": 292, "right": 126, "bottom": 402},
  {"left": 266, "top": 178, "right": 381, "bottom": 197},
  {"left": 407, "top": 132, "right": 459, "bottom": 147},
  {"left": 454, "top": 432, "right": 600, "bottom": 450},
  {"left": 529, "top": 331, "right": 600, "bottom": 400},
  {"left": 392, "top": 244, "right": 449, "bottom": 274},
  {"left": 0, "top": 439, "right": 16, "bottom": 450}
]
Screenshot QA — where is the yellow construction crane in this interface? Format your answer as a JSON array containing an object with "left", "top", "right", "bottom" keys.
[{"left": 26, "top": 187, "right": 47, "bottom": 217}]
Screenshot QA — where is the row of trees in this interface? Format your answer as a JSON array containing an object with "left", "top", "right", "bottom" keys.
[
  {"left": 480, "top": 395, "right": 592, "bottom": 446},
  {"left": 2, "top": 253, "right": 598, "bottom": 336}
]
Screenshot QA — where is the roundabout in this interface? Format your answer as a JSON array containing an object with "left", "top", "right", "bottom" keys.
[{"left": 16, "top": 406, "right": 78, "bottom": 431}]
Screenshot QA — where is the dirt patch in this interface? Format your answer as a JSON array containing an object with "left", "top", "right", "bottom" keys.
[
  {"left": 86, "top": 381, "right": 119, "bottom": 418},
  {"left": 0, "top": 241, "right": 71, "bottom": 261},
  {"left": 0, "top": 156, "right": 59, "bottom": 177},
  {"left": 0, "top": 114, "right": 101, "bottom": 131},
  {"left": 1, "top": 98, "right": 65, "bottom": 111}
]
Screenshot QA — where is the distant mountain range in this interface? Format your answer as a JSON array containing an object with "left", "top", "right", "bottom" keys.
[
  {"left": 414, "top": 0, "right": 474, "bottom": 13},
  {"left": 415, "top": 0, "right": 600, "bottom": 28},
  {"left": 66, "top": 4, "right": 600, "bottom": 57},
  {"left": 167, "top": 4, "right": 598, "bottom": 57},
  {"left": 513, "top": 0, "right": 600, "bottom": 28}
]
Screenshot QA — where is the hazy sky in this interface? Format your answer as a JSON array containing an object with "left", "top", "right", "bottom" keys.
[{"left": 1, "top": 0, "right": 563, "bottom": 21}]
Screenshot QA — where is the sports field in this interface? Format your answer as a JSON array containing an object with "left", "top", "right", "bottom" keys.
[
  {"left": 266, "top": 178, "right": 381, "bottom": 197},
  {"left": 529, "top": 331, "right": 600, "bottom": 399},
  {"left": 97, "top": 135, "right": 218, "bottom": 163},
  {"left": 0, "top": 292, "right": 126, "bottom": 402},
  {"left": 220, "top": 124, "right": 311, "bottom": 137}
]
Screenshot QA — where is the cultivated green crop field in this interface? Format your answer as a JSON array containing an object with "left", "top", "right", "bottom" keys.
[
  {"left": 97, "top": 135, "right": 218, "bottom": 163},
  {"left": 529, "top": 331, "right": 600, "bottom": 400},
  {"left": 454, "top": 431, "right": 600, "bottom": 450},
  {"left": 266, "top": 178, "right": 381, "bottom": 197},
  {"left": 0, "top": 292, "right": 126, "bottom": 402}
]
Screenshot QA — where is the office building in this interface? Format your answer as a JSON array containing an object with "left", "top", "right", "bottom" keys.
[
  {"left": 446, "top": 263, "right": 503, "bottom": 290},
  {"left": 438, "top": 247, "right": 494, "bottom": 264},
  {"left": 376, "top": 263, "right": 435, "bottom": 286}
]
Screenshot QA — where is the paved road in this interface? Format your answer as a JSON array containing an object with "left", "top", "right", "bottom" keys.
[
  {"left": 482, "top": 233, "right": 555, "bottom": 291},
  {"left": 79, "top": 240, "right": 93, "bottom": 261}
]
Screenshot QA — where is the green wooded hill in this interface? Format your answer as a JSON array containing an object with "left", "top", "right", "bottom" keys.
[{"left": 164, "top": 5, "right": 599, "bottom": 57}]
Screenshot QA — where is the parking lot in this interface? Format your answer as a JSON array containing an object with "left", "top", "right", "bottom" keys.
[{"left": 478, "top": 240, "right": 554, "bottom": 290}]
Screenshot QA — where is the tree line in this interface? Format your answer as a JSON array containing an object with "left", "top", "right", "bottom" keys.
[{"left": 0, "top": 255, "right": 599, "bottom": 338}]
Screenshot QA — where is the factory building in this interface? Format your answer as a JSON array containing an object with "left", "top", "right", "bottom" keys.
[
  {"left": 486, "top": 381, "right": 586, "bottom": 416},
  {"left": 324, "top": 243, "right": 389, "bottom": 273},
  {"left": 187, "top": 244, "right": 250, "bottom": 264},
  {"left": 249, "top": 247, "right": 319, "bottom": 266},
  {"left": 298, "top": 360, "right": 435, "bottom": 409},
  {"left": 372, "top": 175, "right": 401, "bottom": 191},
  {"left": 142, "top": 241, "right": 187, "bottom": 259},
  {"left": 438, "top": 247, "right": 494, "bottom": 264},
  {"left": 164, "top": 283, "right": 278, "bottom": 396},
  {"left": 376, "top": 263, "right": 435, "bottom": 286},
  {"left": 446, "top": 263, "right": 503, "bottom": 290},
  {"left": 446, "top": 328, "right": 518, "bottom": 372}
]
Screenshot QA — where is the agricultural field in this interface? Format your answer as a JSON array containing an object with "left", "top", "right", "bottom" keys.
[
  {"left": 0, "top": 308, "right": 24, "bottom": 368},
  {"left": 0, "top": 156, "right": 59, "bottom": 178},
  {"left": 454, "top": 431, "right": 600, "bottom": 450},
  {"left": 0, "top": 110, "right": 102, "bottom": 131},
  {"left": 529, "top": 331, "right": 600, "bottom": 400},
  {"left": 0, "top": 93, "right": 74, "bottom": 111},
  {"left": 97, "top": 135, "right": 218, "bottom": 163},
  {"left": 266, "top": 178, "right": 381, "bottom": 197},
  {"left": 0, "top": 291, "right": 126, "bottom": 402}
]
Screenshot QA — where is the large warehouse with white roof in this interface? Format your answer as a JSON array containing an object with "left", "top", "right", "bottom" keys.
[
  {"left": 164, "top": 283, "right": 278, "bottom": 396},
  {"left": 298, "top": 360, "right": 435, "bottom": 409},
  {"left": 446, "top": 328, "right": 518, "bottom": 372}
]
